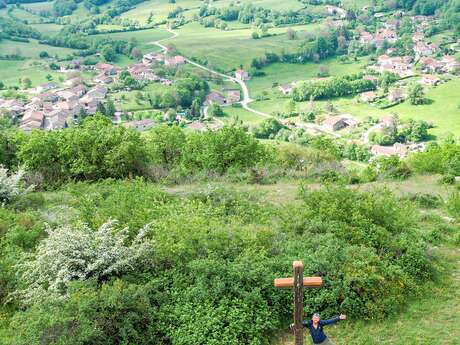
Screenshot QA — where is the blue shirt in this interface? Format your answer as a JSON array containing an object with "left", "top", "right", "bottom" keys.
[{"left": 302, "top": 316, "right": 341, "bottom": 344}]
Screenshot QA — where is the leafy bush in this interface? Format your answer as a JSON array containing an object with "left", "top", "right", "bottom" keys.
[
  {"left": 181, "top": 126, "right": 271, "bottom": 175},
  {"left": 446, "top": 191, "right": 460, "bottom": 219},
  {"left": 10, "top": 280, "right": 161, "bottom": 345},
  {"left": 403, "top": 193, "right": 443, "bottom": 209},
  {"left": 408, "top": 141, "right": 460, "bottom": 175},
  {"left": 18, "top": 115, "right": 147, "bottom": 183},
  {"left": 0, "top": 167, "right": 32, "bottom": 205},
  {"left": 253, "top": 118, "right": 285, "bottom": 139},
  {"left": 372, "top": 155, "right": 412, "bottom": 180},
  {"left": 15, "top": 220, "right": 155, "bottom": 305},
  {"left": 4, "top": 182, "right": 437, "bottom": 344}
]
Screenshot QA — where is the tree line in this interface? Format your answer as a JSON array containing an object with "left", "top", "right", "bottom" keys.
[{"left": 292, "top": 73, "right": 376, "bottom": 101}]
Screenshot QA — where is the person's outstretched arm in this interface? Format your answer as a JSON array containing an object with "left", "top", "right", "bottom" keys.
[
  {"left": 302, "top": 319, "right": 312, "bottom": 327},
  {"left": 320, "top": 314, "right": 346, "bottom": 325}
]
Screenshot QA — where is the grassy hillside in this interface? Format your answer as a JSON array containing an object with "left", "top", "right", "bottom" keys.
[
  {"left": 121, "top": 0, "right": 304, "bottom": 24},
  {"left": 0, "top": 39, "right": 76, "bottom": 59},
  {"left": 247, "top": 58, "right": 367, "bottom": 95},
  {"left": 161, "top": 22, "right": 322, "bottom": 71},
  {"left": 29, "top": 23, "right": 64, "bottom": 36},
  {"left": 309, "top": 79, "right": 460, "bottom": 139},
  {"left": 90, "top": 27, "right": 171, "bottom": 52}
]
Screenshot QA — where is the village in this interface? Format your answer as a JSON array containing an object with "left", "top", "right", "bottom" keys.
[
  {"left": 258, "top": 11, "right": 460, "bottom": 160},
  {"left": 0, "top": 8, "right": 459, "bottom": 163}
]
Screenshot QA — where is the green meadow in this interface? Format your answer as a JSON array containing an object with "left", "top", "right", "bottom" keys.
[
  {"left": 121, "top": 0, "right": 304, "bottom": 25},
  {"left": 90, "top": 27, "right": 171, "bottom": 52},
  {"left": 0, "top": 60, "right": 63, "bottom": 87},
  {"left": 122, "top": 0, "right": 201, "bottom": 24},
  {"left": 221, "top": 106, "right": 268, "bottom": 126},
  {"left": 22, "top": 1, "right": 55, "bottom": 12},
  {"left": 317, "top": 79, "right": 460, "bottom": 138},
  {"left": 0, "top": 39, "right": 76, "bottom": 59},
  {"left": 8, "top": 7, "right": 43, "bottom": 22},
  {"left": 161, "top": 22, "right": 323, "bottom": 72},
  {"left": 247, "top": 58, "right": 367, "bottom": 95},
  {"left": 248, "top": 73, "right": 460, "bottom": 137},
  {"left": 30, "top": 23, "right": 64, "bottom": 36}
]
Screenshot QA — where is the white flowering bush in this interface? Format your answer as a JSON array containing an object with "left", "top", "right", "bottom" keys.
[
  {"left": 15, "top": 220, "right": 155, "bottom": 304},
  {"left": 0, "top": 166, "right": 32, "bottom": 206}
]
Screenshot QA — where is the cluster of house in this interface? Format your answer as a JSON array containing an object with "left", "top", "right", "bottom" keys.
[
  {"left": 419, "top": 55, "right": 460, "bottom": 74},
  {"left": 359, "top": 27, "right": 397, "bottom": 49},
  {"left": 93, "top": 61, "right": 173, "bottom": 86},
  {"left": 370, "top": 116, "right": 425, "bottom": 158},
  {"left": 359, "top": 14, "right": 459, "bottom": 78},
  {"left": 235, "top": 69, "right": 250, "bottom": 81},
  {"left": 0, "top": 75, "right": 111, "bottom": 131},
  {"left": 142, "top": 52, "right": 186, "bottom": 67},
  {"left": 205, "top": 89, "right": 241, "bottom": 106},
  {"left": 371, "top": 54, "right": 414, "bottom": 77},
  {"left": 321, "top": 114, "right": 359, "bottom": 132},
  {"left": 325, "top": 5, "right": 347, "bottom": 19},
  {"left": 360, "top": 87, "right": 405, "bottom": 104}
]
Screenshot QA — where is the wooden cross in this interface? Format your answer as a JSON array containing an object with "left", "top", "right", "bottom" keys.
[{"left": 274, "top": 261, "right": 323, "bottom": 345}]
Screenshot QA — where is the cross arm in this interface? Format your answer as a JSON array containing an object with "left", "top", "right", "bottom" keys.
[{"left": 274, "top": 277, "right": 323, "bottom": 288}]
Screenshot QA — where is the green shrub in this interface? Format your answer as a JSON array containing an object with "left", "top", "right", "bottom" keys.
[
  {"left": 4, "top": 183, "right": 437, "bottom": 344},
  {"left": 454, "top": 232, "right": 460, "bottom": 245},
  {"left": 438, "top": 174, "right": 455, "bottom": 185},
  {"left": 446, "top": 191, "right": 460, "bottom": 219},
  {"left": 181, "top": 126, "right": 271, "bottom": 175},
  {"left": 18, "top": 115, "right": 147, "bottom": 184},
  {"left": 372, "top": 155, "right": 412, "bottom": 180},
  {"left": 404, "top": 193, "right": 443, "bottom": 209}
]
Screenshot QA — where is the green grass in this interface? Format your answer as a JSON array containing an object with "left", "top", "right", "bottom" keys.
[
  {"left": 122, "top": 0, "right": 306, "bottom": 25},
  {"left": 90, "top": 27, "right": 171, "bottom": 53},
  {"left": 221, "top": 106, "right": 268, "bottom": 126},
  {"left": 341, "top": 0, "right": 373, "bottom": 9},
  {"left": 0, "top": 39, "right": 76, "bottom": 59},
  {"left": 8, "top": 7, "right": 43, "bottom": 22},
  {"left": 122, "top": 0, "right": 202, "bottom": 24},
  {"left": 30, "top": 23, "right": 64, "bottom": 36},
  {"left": 210, "top": 0, "right": 303, "bottom": 11},
  {"left": 161, "top": 22, "right": 323, "bottom": 71},
  {"left": 0, "top": 60, "right": 63, "bottom": 87},
  {"left": 247, "top": 58, "right": 367, "bottom": 95},
  {"left": 96, "top": 24, "right": 126, "bottom": 32},
  {"left": 22, "top": 1, "right": 55, "bottom": 12},
  {"left": 307, "top": 78, "right": 460, "bottom": 138}
]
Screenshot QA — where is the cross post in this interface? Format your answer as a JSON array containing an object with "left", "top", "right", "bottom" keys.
[{"left": 274, "top": 261, "right": 323, "bottom": 345}]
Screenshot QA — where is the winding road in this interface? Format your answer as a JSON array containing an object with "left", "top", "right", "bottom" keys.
[
  {"left": 152, "top": 28, "right": 271, "bottom": 119},
  {"left": 151, "top": 28, "right": 341, "bottom": 137}
]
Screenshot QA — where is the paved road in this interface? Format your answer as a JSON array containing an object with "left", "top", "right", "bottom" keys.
[
  {"left": 151, "top": 28, "right": 341, "bottom": 137},
  {"left": 152, "top": 28, "right": 271, "bottom": 118}
]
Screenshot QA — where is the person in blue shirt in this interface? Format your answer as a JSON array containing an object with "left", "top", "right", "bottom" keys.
[{"left": 290, "top": 313, "right": 347, "bottom": 345}]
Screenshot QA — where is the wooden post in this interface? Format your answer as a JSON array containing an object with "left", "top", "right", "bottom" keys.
[
  {"left": 274, "top": 261, "right": 323, "bottom": 345},
  {"left": 293, "top": 261, "right": 304, "bottom": 345}
]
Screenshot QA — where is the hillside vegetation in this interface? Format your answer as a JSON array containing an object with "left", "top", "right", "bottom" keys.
[{"left": 1, "top": 118, "right": 460, "bottom": 344}]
